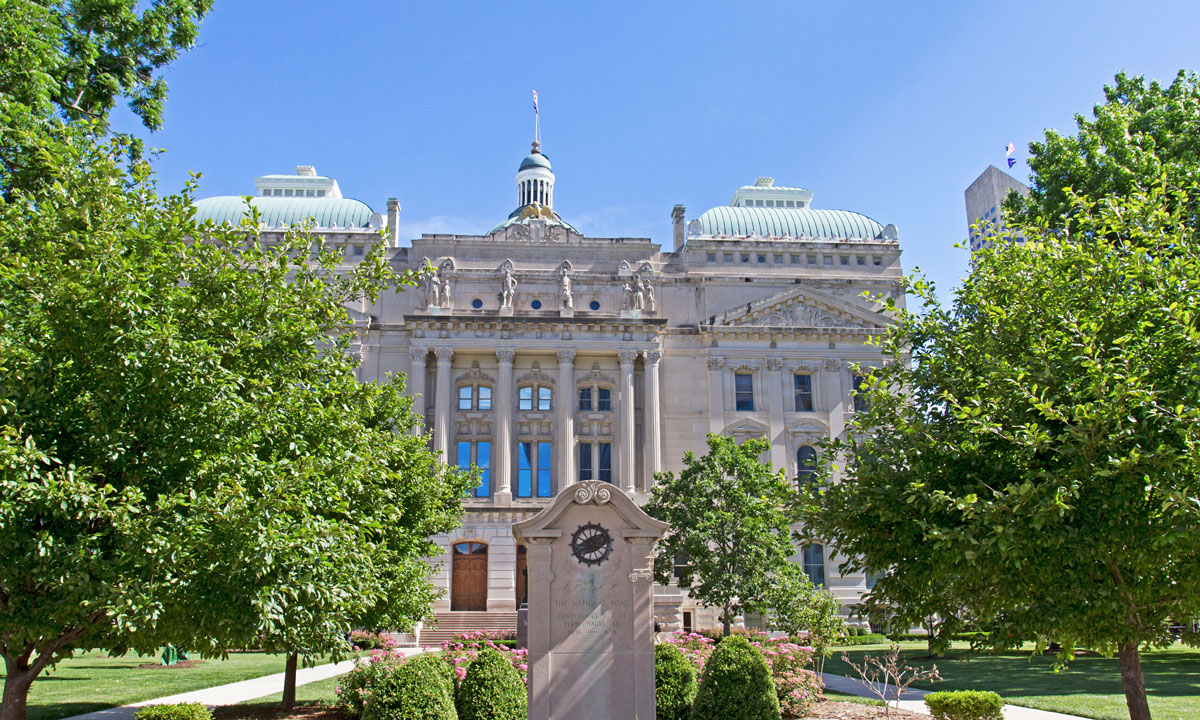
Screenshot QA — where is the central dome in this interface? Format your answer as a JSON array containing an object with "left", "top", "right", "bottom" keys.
[{"left": 519, "top": 152, "right": 552, "bottom": 172}]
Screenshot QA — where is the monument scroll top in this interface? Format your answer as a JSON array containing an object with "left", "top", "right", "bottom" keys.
[{"left": 574, "top": 483, "right": 613, "bottom": 504}]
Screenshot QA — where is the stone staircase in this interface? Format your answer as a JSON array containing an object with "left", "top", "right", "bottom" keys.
[{"left": 418, "top": 611, "right": 519, "bottom": 647}]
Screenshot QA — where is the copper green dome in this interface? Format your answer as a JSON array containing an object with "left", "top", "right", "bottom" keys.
[
  {"left": 697, "top": 206, "right": 883, "bottom": 239},
  {"left": 193, "top": 196, "right": 375, "bottom": 228},
  {"left": 519, "top": 152, "right": 552, "bottom": 172}
]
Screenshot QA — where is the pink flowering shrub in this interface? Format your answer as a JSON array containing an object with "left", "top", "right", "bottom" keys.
[
  {"left": 660, "top": 631, "right": 823, "bottom": 718},
  {"left": 349, "top": 629, "right": 397, "bottom": 651},
  {"left": 454, "top": 629, "right": 517, "bottom": 642},
  {"left": 439, "top": 638, "right": 528, "bottom": 685}
]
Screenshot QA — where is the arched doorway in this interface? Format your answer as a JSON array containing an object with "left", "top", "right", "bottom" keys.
[
  {"left": 451, "top": 542, "right": 488, "bottom": 611},
  {"left": 515, "top": 545, "right": 528, "bottom": 609}
]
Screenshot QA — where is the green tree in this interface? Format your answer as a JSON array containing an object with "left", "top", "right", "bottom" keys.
[
  {"left": 0, "top": 0, "right": 211, "bottom": 193},
  {"left": 804, "top": 182, "right": 1200, "bottom": 720},
  {"left": 647, "top": 434, "right": 797, "bottom": 636},
  {"left": 0, "top": 134, "right": 473, "bottom": 720},
  {"left": 1007, "top": 70, "right": 1200, "bottom": 235},
  {"left": 763, "top": 563, "right": 843, "bottom": 674}
]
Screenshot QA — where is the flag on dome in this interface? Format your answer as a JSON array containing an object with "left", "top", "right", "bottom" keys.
[
  {"left": 1008, "top": 158, "right": 1016, "bottom": 168},
  {"left": 532, "top": 90, "right": 539, "bottom": 115},
  {"left": 1005, "top": 142, "right": 1016, "bottom": 156}
]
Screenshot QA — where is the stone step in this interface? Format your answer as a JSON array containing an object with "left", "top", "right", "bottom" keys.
[{"left": 418, "top": 612, "right": 519, "bottom": 647}]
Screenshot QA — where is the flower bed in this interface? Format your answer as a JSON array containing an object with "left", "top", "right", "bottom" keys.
[{"left": 661, "top": 631, "right": 823, "bottom": 717}]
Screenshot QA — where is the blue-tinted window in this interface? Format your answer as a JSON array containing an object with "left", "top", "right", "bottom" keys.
[
  {"left": 538, "top": 386, "right": 552, "bottom": 411},
  {"left": 578, "top": 387, "right": 592, "bottom": 411},
  {"left": 802, "top": 544, "right": 826, "bottom": 586},
  {"left": 579, "top": 442, "right": 593, "bottom": 481},
  {"left": 519, "top": 386, "right": 533, "bottom": 411},
  {"left": 734, "top": 373, "right": 755, "bottom": 411},
  {"left": 796, "top": 445, "right": 818, "bottom": 490},
  {"left": 476, "top": 441, "right": 490, "bottom": 497},
  {"left": 517, "top": 442, "right": 533, "bottom": 497},
  {"left": 597, "top": 388, "right": 611, "bottom": 411},
  {"left": 458, "top": 386, "right": 473, "bottom": 410},
  {"left": 793, "top": 374, "right": 813, "bottom": 412},
  {"left": 478, "top": 386, "right": 492, "bottom": 410},
  {"left": 456, "top": 442, "right": 471, "bottom": 471},
  {"left": 598, "top": 442, "right": 612, "bottom": 484},
  {"left": 537, "top": 441, "right": 552, "bottom": 497}
]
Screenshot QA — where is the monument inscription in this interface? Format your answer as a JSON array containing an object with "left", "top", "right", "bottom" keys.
[{"left": 514, "top": 481, "right": 668, "bottom": 720}]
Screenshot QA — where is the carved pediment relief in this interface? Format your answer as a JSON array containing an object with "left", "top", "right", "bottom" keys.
[
  {"left": 455, "top": 361, "right": 495, "bottom": 388},
  {"left": 710, "top": 285, "right": 887, "bottom": 330},
  {"left": 577, "top": 362, "right": 615, "bottom": 388},
  {"left": 517, "top": 361, "right": 554, "bottom": 387}
]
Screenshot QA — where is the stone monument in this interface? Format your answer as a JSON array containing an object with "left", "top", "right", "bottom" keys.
[{"left": 513, "top": 481, "right": 668, "bottom": 720}]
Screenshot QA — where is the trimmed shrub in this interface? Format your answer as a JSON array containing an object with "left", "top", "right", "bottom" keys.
[
  {"left": 924, "top": 690, "right": 1004, "bottom": 720},
  {"left": 655, "top": 642, "right": 698, "bottom": 720},
  {"left": 133, "top": 705, "right": 211, "bottom": 720},
  {"left": 338, "top": 651, "right": 407, "bottom": 719},
  {"left": 363, "top": 653, "right": 458, "bottom": 720},
  {"left": 350, "top": 629, "right": 397, "bottom": 650},
  {"left": 455, "top": 648, "right": 527, "bottom": 720},
  {"left": 692, "top": 635, "right": 781, "bottom": 720},
  {"left": 833, "top": 633, "right": 888, "bottom": 646}
]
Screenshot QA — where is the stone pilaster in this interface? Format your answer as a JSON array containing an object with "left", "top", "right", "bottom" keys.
[
  {"left": 766, "top": 357, "right": 787, "bottom": 470},
  {"left": 642, "top": 349, "right": 662, "bottom": 487},
  {"left": 706, "top": 356, "right": 725, "bottom": 434},
  {"left": 433, "top": 347, "right": 454, "bottom": 461},
  {"left": 618, "top": 350, "right": 638, "bottom": 494},
  {"left": 494, "top": 348, "right": 516, "bottom": 504},
  {"left": 556, "top": 349, "right": 576, "bottom": 489},
  {"left": 409, "top": 347, "right": 428, "bottom": 431}
]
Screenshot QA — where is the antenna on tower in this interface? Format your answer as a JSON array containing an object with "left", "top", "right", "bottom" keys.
[{"left": 531, "top": 90, "right": 540, "bottom": 148}]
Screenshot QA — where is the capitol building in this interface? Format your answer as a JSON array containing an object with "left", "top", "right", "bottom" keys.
[{"left": 195, "top": 141, "right": 905, "bottom": 639}]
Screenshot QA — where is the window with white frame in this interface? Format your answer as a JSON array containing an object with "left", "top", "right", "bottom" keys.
[
  {"left": 734, "top": 372, "right": 755, "bottom": 412},
  {"left": 793, "top": 373, "right": 814, "bottom": 411}
]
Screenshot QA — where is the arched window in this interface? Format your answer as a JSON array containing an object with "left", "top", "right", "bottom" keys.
[
  {"left": 796, "top": 445, "right": 818, "bottom": 490},
  {"left": 519, "top": 384, "right": 552, "bottom": 411},
  {"left": 457, "top": 384, "right": 493, "bottom": 411}
]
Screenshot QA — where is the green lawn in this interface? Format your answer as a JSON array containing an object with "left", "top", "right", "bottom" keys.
[
  {"left": 239, "top": 673, "right": 345, "bottom": 705},
  {"left": 823, "top": 641, "right": 1200, "bottom": 720},
  {"left": 1, "top": 651, "right": 293, "bottom": 720}
]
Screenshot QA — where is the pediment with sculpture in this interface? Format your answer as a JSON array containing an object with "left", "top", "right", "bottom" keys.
[{"left": 709, "top": 285, "right": 888, "bottom": 330}]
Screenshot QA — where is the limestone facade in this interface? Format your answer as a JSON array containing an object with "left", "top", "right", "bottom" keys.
[{"left": 196, "top": 155, "right": 906, "bottom": 632}]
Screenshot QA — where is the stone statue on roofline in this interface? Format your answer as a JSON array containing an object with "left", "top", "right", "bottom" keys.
[
  {"left": 559, "top": 269, "right": 573, "bottom": 310},
  {"left": 499, "top": 268, "right": 518, "bottom": 309},
  {"left": 640, "top": 277, "right": 656, "bottom": 313}
]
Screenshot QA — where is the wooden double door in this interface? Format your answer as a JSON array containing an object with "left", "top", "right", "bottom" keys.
[{"left": 451, "top": 542, "right": 488, "bottom": 611}]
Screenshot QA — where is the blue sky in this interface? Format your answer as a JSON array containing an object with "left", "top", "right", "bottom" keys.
[{"left": 112, "top": 1, "right": 1200, "bottom": 301}]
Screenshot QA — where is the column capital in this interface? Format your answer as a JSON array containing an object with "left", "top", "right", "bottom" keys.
[
  {"left": 706, "top": 356, "right": 725, "bottom": 371},
  {"left": 410, "top": 347, "right": 428, "bottom": 362},
  {"left": 618, "top": 349, "right": 639, "bottom": 365},
  {"left": 642, "top": 349, "right": 662, "bottom": 365},
  {"left": 497, "top": 348, "right": 516, "bottom": 364},
  {"left": 823, "top": 358, "right": 843, "bottom": 372},
  {"left": 434, "top": 347, "right": 454, "bottom": 362},
  {"left": 556, "top": 349, "right": 576, "bottom": 364},
  {"left": 766, "top": 357, "right": 784, "bottom": 372}
]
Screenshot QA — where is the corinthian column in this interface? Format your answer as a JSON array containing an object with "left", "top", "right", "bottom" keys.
[
  {"left": 556, "top": 349, "right": 576, "bottom": 489},
  {"left": 433, "top": 347, "right": 454, "bottom": 460},
  {"left": 494, "top": 348, "right": 515, "bottom": 504},
  {"left": 766, "top": 358, "right": 787, "bottom": 471},
  {"left": 409, "top": 347, "right": 428, "bottom": 431},
  {"left": 642, "top": 349, "right": 662, "bottom": 486},
  {"left": 618, "top": 350, "right": 638, "bottom": 495}
]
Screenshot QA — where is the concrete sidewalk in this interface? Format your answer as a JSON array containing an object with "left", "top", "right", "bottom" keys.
[
  {"left": 65, "top": 648, "right": 425, "bottom": 720},
  {"left": 821, "top": 672, "right": 1088, "bottom": 720}
]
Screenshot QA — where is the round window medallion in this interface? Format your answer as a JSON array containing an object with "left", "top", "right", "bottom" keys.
[
  {"left": 531, "top": 299, "right": 543, "bottom": 310},
  {"left": 471, "top": 298, "right": 483, "bottom": 309},
  {"left": 589, "top": 300, "right": 601, "bottom": 311}
]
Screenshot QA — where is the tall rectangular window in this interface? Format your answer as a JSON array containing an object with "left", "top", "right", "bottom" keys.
[
  {"left": 537, "top": 441, "right": 552, "bottom": 497},
  {"left": 458, "top": 386, "right": 473, "bottom": 410},
  {"left": 578, "top": 387, "right": 593, "bottom": 411},
  {"left": 734, "top": 373, "right": 755, "bottom": 412},
  {"left": 476, "top": 441, "right": 490, "bottom": 497},
  {"left": 597, "top": 388, "right": 612, "bottom": 411},
  {"left": 579, "top": 442, "right": 593, "bottom": 481},
  {"left": 598, "top": 442, "right": 612, "bottom": 484},
  {"left": 538, "top": 386, "right": 552, "bottom": 411},
  {"left": 793, "top": 374, "right": 813, "bottom": 412},
  {"left": 852, "top": 374, "right": 869, "bottom": 412},
  {"left": 517, "top": 442, "right": 533, "bottom": 497},
  {"left": 802, "top": 544, "right": 826, "bottom": 586},
  {"left": 456, "top": 442, "right": 471, "bottom": 473},
  {"left": 478, "top": 386, "right": 492, "bottom": 410},
  {"left": 518, "top": 386, "right": 533, "bottom": 411}
]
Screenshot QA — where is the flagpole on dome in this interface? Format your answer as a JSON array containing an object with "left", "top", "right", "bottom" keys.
[{"left": 532, "top": 90, "right": 540, "bottom": 151}]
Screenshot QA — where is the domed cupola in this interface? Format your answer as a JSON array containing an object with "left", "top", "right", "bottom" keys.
[{"left": 515, "top": 140, "right": 555, "bottom": 209}]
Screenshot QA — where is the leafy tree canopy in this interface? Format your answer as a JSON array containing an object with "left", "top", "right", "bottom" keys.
[
  {"left": 647, "top": 434, "right": 798, "bottom": 636},
  {"left": 0, "top": 133, "right": 473, "bottom": 720},
  {"left": 805, "top": 181, "right": 1200, "bottom": 720},
  {"left": 1007, "top": 69, "right": 1200, "bottom": 233},
  {"left": 0, "top": 0, "right": 210, "bottom": 192}
]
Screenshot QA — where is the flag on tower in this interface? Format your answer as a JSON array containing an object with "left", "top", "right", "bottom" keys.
[
  {"left": 1008, "top": 158, "right": 1016, "bottom": 168},
  {"left": 1005, "top": 142, "right": 1016, "bottom": 156},
  {"left": 532, "top": 90, "right": 539, "bottom": 115}
]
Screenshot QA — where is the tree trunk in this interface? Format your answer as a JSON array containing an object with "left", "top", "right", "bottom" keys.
[
  {"left": 722, "top": 606, "right": 731, "bottom": 637},
  {"left": 0, "top": 668, "right": 37, "bottom": 720},
  {"left": 1117, "top": 642, "right": 1152, "bottom": 720},
  {"left": 281, "top": 652, "right": 298, "bottom": 710}
]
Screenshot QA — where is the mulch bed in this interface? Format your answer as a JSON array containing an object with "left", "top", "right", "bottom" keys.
[
  {"left": 804, "top": 700, "right": 926, "bottom": 719},
  {"left": 135, "top": 660, "right": 206, "bottom": 669},
  {"left": 213, "top": 705, "right": 341, "bottom": 720}
]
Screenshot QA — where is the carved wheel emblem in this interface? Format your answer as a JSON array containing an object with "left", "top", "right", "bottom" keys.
[{"left": 570, "top": 523, "right": 613, "bottom": 567}]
